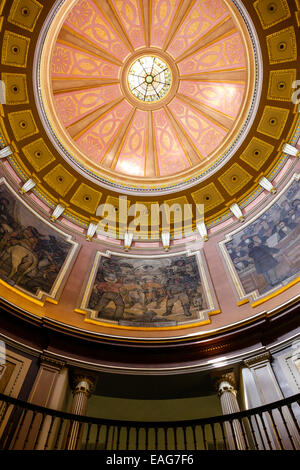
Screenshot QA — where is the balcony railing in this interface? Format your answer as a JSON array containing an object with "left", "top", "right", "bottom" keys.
[{"left": 0, "top": 392, "right": 299, "bottom": 450}]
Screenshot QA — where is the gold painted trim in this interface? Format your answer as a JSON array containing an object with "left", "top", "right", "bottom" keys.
[
  {"left": 140, "top": 0, "right": 151, "bottom": 48},
  {"left": 145, "top": 110, "right": 156, "bottom": 177},
  {"left": 164, "top": 105, "right": 201, "bottom": 165},
  {"left": 0, "top": 280, "right": 45, "bottom": 307},
  {"left": 251, "top": 277, "right": 300, "bottom": 308},
  {"left": 102, "top": 107, "right": 136, "bottom": 168},
  {"left": 84, "top": 317, "right": 212, "bottom": 331},
  {"left": 94, "top": 0, "right": 134, "bottom": 53},
  {"left": 177, "top": 93, "right": 233, "bottom": 131},
  {"left": 237, "top": 298, "right": 250, "bottom": 306},
  {"left": 180, "top": 68, "right": 247, "bottom": 82},
  {"left": 45, "top": 297, "right": 59, "bottom": 305},
  {"left": 52, "top": 78, "right": 120, "bottom": 95},
  {"left": 68, "top": 97, "right": 124, "bottom": 140}
]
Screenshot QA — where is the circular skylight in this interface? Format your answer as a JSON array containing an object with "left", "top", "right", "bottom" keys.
[{"left": 128, "top": 56, "right": 172, "bottom": 103}]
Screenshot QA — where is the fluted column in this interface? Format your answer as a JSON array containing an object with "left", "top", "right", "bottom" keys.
[
  {"left": 217, "top": 373, "right": 247, "bottom": 450},
  {"left": 66, "top": 374, "right": 95, "bottom": 450}
]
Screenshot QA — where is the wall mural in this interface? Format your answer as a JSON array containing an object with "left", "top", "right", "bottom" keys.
[
  {"left": 78, "top": 251, "right": 218, "bottom": 327},
  {"left": 222, "top": 177, "right": 300, "bottom": 299},
  {"left": 0, "top": 181, "right": 77, "bottom": 302}
]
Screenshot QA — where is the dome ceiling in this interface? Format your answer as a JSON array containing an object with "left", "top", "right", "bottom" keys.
[
  {"left": 38, "top": 0, "right": 257, "bottom": 191},
  {"left": 0, "top": 0, "right": 298, "bottom": 236},
  {"left": 0, "top": 0, "right": 299, "bottom": 342}
]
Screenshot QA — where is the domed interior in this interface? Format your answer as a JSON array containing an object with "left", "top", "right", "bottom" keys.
[
  {"left": 37, "top": 0, "right": 256, "bottom": 189},
  {"left": 0, "top": 1, "right": 299, "bottom": 451}
]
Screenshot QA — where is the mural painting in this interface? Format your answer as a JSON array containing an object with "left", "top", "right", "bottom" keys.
[
  {"left": 224, "top": 179, "right": 300, "bottom": 296},
  {"left": 0, "top": 185, "right": 75, "bottom": 298},
  {"left": 86, "top": 253, "right": 209, "bottom": 326}
]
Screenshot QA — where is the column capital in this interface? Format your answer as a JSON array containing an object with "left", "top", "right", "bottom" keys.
[
  {"left": 71, "top": 372, "right": 96, "bottom": 398},
  {"left": 215, "top": 371, "right": 237, "bottom": 396},
  {"left": 244, "top": 351, "right": 271, "bottom": 368}
]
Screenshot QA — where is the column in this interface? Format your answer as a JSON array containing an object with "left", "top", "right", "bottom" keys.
[
  {"left": 66, "top": 374, "right": 95, "bottom": 450},
  {"left": 243, "top": 352, "right": 300, "bottom": 450},
  {"left": 12, "top": 354, "right": 67, "bottom": 450},
  {"left": 216, "top": 372, "right": 247, "bottom": 450}
]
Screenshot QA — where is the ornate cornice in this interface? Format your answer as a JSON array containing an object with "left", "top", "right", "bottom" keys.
[
  {"left": 40, "top": 354, "right": 66, "bottom": 370},
  {"left": 244, "top": 351, "right": 271, "bottom": 367}
]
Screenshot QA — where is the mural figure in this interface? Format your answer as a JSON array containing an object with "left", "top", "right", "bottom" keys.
[
  {"left": 225, "top": 180, "right": 300, "bottom": 295},
  {"left": 142, "top": 279, "right": 163, "bottom": 307},
  {"left": 93, "top": 271, "right": 125, "bottom": 320},
  {"left": 247, "top": 236, "right": 279, "bottom": 286},
  {"left": 0, "top": 187, "right": 72, "bottom": 295},
  {"left": 164, "top": 276, "right": 191, "bottom": 317},
  {"left": 88, "top": 254, "right": 207, "bottom": 323}
]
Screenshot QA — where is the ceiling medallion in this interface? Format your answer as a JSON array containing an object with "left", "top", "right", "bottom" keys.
[{"left": 35, "top": 0, "right": 261, "bottom": 194}]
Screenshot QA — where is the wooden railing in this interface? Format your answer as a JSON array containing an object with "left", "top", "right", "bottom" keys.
[{"left": 0, "top": 393, "right": 299, "bottom": 450}]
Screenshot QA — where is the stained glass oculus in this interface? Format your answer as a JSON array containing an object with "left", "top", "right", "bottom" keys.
[{"left": 128, "top": 56, "right": 172, "bottom": 102}]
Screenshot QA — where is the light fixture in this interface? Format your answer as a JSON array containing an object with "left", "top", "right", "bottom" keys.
[
  {"left": 282, "top": 143, "right": 300, "bottom": 157},
  {"left": 196, "top": 221, "right": 208, "bottom": 241},
  {"left": 258, "top": 177, "right": 276, "bottom": 194},
  {"left": 161, "top": 231, "right": 170, "bottom": 251},
  {"left": 0, "top": 146, "right": 12, "bottom": 158},
  {"left": 124, "top": 232, "right": 134, "bottom": 251},
  {"left": 230, "top": 203, "right": 244, "bottom": 222},
  {"left": 51, "top": 204, "right": 65, "bottom": 221},
  {"left": 20, "top": 179, "right": 36, "bottom": 194},
  {"left": 86, "top": 223, "right": 98, "bottom": 241}
]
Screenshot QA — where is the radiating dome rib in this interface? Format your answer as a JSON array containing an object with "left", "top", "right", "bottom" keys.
[
  {"left": 162, "top": 0, "right": 198, "bottom": 52},
  {"left": 93, "top": 0, "right": 135, "bottom": 53},
  {"left": 167, "top": 0, "right": 230, "bottom": 58},
  {"left": 109, "top": 0, "right": 145, "bottom": 50},
  {"left": 67, "top": 96, "right": 125, "bottom": 140},
  {"left": 64, "top": 0, "right": 131, "bottom": 61},
  {"left": 44, "top": 0, "right": 255, "bottom": 187},
  {"left": 52, "top": 78, "right": 120, "bottom": 95}
]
